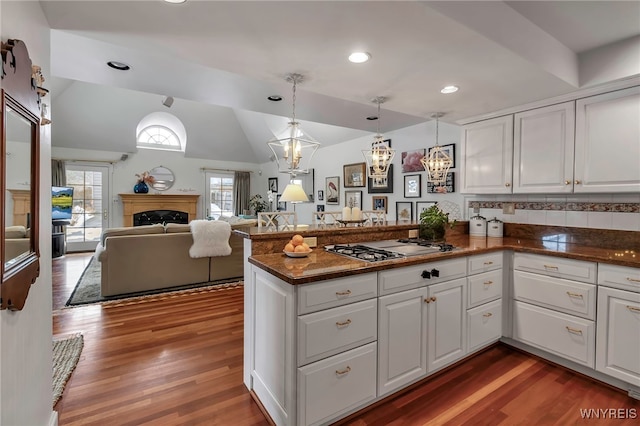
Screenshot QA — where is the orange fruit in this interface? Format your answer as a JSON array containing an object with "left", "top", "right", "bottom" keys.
[
  {"left": 284, "top": 243, "right": 295, "bottom": 252},
  {"left": 301, "top": 243, "right": 310, "bottom": 251},
  {"left": 294, "top": 245, "right": 308, "bottom": 253},
  {"left": 292, "top": 234, "right": 304, "bottom": 246}
]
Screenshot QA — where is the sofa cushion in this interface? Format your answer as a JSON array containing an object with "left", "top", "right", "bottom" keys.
[
  {"left": 165, "top": 223, "right": 191, "bottom": 234},
  {"left": 5, "top": 225, "right": 26, "bottom": 239},
  {"left": 101, "top": 223, "right": 164, "bottom": 245},
  {"left": 189, "top": 220, "right": 232, "bottom": 258}
]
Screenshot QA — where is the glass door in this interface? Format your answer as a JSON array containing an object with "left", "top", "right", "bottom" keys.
[
  {"left": 65, "top": 164, "right": 111, "bottom": 252},
  {"left": 205, "top": 171, "right": 234, "bottom": 219}
]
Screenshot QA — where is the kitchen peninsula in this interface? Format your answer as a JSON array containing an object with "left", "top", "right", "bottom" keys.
[{"left": 239, "top": 223, "right": 640, "bottom": 426}]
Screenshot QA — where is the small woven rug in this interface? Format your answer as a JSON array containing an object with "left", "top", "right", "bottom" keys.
[
  {"left": 65, "top": 256, "right": 243, "bottom": 307},
  {"left": 52, "top": 333, "right": 84, "bottom": 407}
]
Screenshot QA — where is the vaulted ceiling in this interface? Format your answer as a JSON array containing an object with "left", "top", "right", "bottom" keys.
[{"left": 41, "top": 0, "right": 640, "bottom": 163}]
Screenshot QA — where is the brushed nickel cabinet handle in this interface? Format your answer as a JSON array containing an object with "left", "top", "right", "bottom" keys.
[
  {"left": 627, "top": 306, "right": 640, "bottom": 313},
  {"left": 335, "top": 290, "right": 352, "bottom": 296},
  {"left": 483, "top": 261, "right": 494, "bottom": 265},
  {"left": 566, "top": 326, "right": 583, "bottom": 335},
  {"left": 627, "top": 277, "right": 640, "bottom": 283},
  {"left": 566, "top": 292, "right": 584, "bottom": 299},
  {"left": 544, "top": 264, "right": 559, "bottom": 270},
  {"left": 575, "top": 180, "right": 582, "bottom": 185},
  {"left": 505, "top": 183, "right": 511, "bottom": 187},
  {"left": 335, "top": 366, "right": 351, "bottom": 376},
  {"left": 483, "top": 312, "right": 493, "bottom": 318},
  {"left": 336, "top": 319, "right": 352, "bottom": 327},
  {"left": 565, "top": 180, "right": 571, "bottom": 185}
]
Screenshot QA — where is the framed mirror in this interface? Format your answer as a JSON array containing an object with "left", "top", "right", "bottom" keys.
[
  {"left": 1, "top": 39, "right": 41, "bottom": 310},
  {"left": 149, "top": 165, "right": 175, "bottom": 191}
]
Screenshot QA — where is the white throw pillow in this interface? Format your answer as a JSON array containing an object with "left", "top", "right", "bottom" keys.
[{"left": 189, "top": 220, "right": 232, "bottom": 258}]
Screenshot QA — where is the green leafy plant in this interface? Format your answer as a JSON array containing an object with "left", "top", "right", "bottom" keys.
[
  {"left": 248, "top": 194, "right": 269, "bottom": 214},
  {"left": 419, "top": 204, "right": 456, "bottom": 241}
]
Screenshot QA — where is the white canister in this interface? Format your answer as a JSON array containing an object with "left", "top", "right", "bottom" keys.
[
  {"left": 469, "top": 214, "right": 487, "bottom": 236},
  {"left": 487, "top": 217, "right": 504, "bottom": 237}
]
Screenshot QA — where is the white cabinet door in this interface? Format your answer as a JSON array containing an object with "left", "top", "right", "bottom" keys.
[
  {"left": 427, "top": 278, "right": 467, "bottom": 372},
  {"left": 513, "top": 102, "right": 575, "bottom": 193},
  {"left": 461, "top": 115, "right": 514, "bottom": 194},
  {"left": 377, "top": 287, "right": 428, "bottom": 396},
  {"left": 596, "top": 287, "right": 640, "bottom": 386},
  {"left": 575, "top": 86, "right": 640, "bottom": 193}
]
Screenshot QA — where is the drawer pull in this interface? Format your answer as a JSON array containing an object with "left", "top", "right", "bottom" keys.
[
  {"left": 424, "top": 298, "right": 431, "bottom": 304},
  {"left": 543, "top": 264, "right": 559, "bottom": 270},
  {"left": 335, "top": 366, "right": 351, "bottom": 376},
  {"left": 565, "top": 326, "right": 583, "bottom": 335},
  {"left": 483, "top": 261, "right": 494, "bottom": 265},
  {"left": 483, "top": 312, "right": 493, "bottom": 318},
  {"left": 335, "top": 290, "right": 352, "bottom": 297},
  {"left": 566, "top": 292, "right": 584, "bottom": 299},
  {"left": 431, "top": 296, "right": 437, "bottom": 302},
  {"left": 627, "top": 277, "right": 640, "bottom": 283},
  {"left": 335, "top": 319, "right": 352, "bottom": 327},
  {"left": 627, "top": 306, "right": 640, "bottom": 313},
  {"left": 484, "top": 280, "right": 494, "bottom": 286}
]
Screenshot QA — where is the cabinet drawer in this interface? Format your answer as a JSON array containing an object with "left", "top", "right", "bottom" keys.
[
  {"left": 467, "top": 299, "right": 502, "bottom": 353},
  {"left": 513, "top": 270, "right": 596, "bottom": 319},
  {"left": 378, "top": 257, "right": 467, "bottom": 296},
  {"left": 598, "top": 263, "right": 640, "bottom": 293},
  {"left": 513, "top": 253, "right": 596, "bottom": 284},
  {"left": 513, "top": 301, "right": 595, "bottom": 367},
  {"left": 298, "top": 342, "right": 377, "bottom": 426},
  {"left": 468, "top": 252, "right": 503, "bottom": 274},
  {"left": 468, "top": 269, "right": 503, "bottom": 308},
  {"left": 297, "top": 299, "right": 377, "bottom": 366},
  {"left": 298, "top": 273, "right": 377, "bottom": 315}
]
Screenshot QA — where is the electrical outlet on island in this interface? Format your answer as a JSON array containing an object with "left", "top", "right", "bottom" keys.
[
  {"left": 408, "top": 229, "right": 419, "bottom": 238},
  {"left": 503, "top": 203, "right": 515, "bottom": 215},
  {"left": 303, "top": 237, "right": 317, "bottom": 248}
]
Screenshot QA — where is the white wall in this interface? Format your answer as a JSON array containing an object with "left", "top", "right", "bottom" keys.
[
  {"left": 1, "top": 1, "right": 56, "bottom": 425},
  {"left": 52, "top": 146, "right": 262, "bottom": 228}
]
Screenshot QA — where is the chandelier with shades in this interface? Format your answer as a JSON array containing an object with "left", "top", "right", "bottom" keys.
[
  {"left": 267, "top": 73, "right": 320, "bottom": 177},
  {"left": 421, "top": 112, "right": 453, "bottom": 184},
  {"left": 362, "top": 96, "right": 395, "bottom": 179}
]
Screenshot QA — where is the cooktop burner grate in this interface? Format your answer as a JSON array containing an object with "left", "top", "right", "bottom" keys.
[
  {"left": 326, "top": 244, "right": 405, "bottom": 262},
  {"left": 396, "top": 238, "right": 455, "bottom": 252}
]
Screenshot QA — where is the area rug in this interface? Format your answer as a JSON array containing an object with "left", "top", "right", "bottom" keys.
[
  {"left": 65, "top": 257, "right": 243, "bottom": 307},
  {"left": 53, "top": 333, "right": 84, "bottom": 406}
]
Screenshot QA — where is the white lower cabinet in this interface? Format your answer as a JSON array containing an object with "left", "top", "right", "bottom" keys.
[
  {"left": 427, "top": 278, "right": 467, "bottom": 372},
  {"left": 596, "top": 272, "right": 640, "bottom": 387},
  {"left": 467, "top": 299, "right": 502, "bottom": 353},
  {"left": 298, "top": 342, "right": 377, "bottom": 426},
  {"left": 377, "top": 287, "right": 428, "bottom": 396}
]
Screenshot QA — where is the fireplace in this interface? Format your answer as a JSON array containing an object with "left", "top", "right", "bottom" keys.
[
  {"left": 119, "top": 194, "right": 200, "bottom": 227},
  {"left": 133, "top": 210, "right": 189, "bottom": 226}
]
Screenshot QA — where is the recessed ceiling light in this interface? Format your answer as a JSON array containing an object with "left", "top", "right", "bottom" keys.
[
  {"left": 441, "top": 85, "right": 459, "bottom": 94},
  {"left": 349, "top": 52, "right": 371, "bottom": 63},
  {"left": 267, "top": 95, "right": 283, "bottom": 102},
  {"left": 366, "top": 116, "right": 379, "bottom": 121},
  {"left": 164, "top": 0, "right": 187, "bottom": 4},
  {"left": 107, "top": 61, "right": 131, "bottom": 71}
]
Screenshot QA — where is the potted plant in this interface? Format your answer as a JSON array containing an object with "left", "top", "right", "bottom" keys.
[
  {"left": 248, "top": 194, "right": 269, "bottom": 215},
  {"left": 419, "top": 204, "right": 455, "bottom": 241}
]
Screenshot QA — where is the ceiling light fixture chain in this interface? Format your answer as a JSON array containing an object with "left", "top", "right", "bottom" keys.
[
  {"left": 267, "top": 73, "right": 320, "bottom": 177},
  {"left": 363, "top": 96, "right": 395, "bottom": 180},
  {"left": 421, "top": 112, "right": 453, "bottom": 185}
]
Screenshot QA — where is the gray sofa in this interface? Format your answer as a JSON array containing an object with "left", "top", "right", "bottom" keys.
[
  {"left": 5, "top": 225, "right": 30, "bottom": 261},
  {"left": 95, "top": 221, "right": 250, "bottom": 297}
]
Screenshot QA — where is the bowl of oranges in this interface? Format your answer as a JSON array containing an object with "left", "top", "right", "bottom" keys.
[{"left": 283, "top": 234, "right": 312, "bottom": 257}]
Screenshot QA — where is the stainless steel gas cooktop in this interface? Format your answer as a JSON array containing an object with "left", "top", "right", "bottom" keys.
[{"left": 325, "top": 239, "right": 456, "bottom": 262}]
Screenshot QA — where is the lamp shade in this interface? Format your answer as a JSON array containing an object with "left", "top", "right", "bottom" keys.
[{"left": 279, "top": 183, "right": 309, "bottom": 203}]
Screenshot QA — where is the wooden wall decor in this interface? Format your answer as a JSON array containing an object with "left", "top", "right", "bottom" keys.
[{"left": 1, "top": 39, "right": 41, "bottom": 117}]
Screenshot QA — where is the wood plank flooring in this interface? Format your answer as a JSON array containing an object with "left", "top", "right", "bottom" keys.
[{"left": 53, "top": 253, "right": 638, "bottom": 425}]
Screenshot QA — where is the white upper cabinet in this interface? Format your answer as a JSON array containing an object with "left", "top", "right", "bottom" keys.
[
  {"left": 574, "top": 86, "right": 640, "bottom": 193},
  {"left": 513, "top": 102, "right": 575, "bottom": 193},
  {"left": 461, "top": 115, "right": 514, "bottom": 194}
]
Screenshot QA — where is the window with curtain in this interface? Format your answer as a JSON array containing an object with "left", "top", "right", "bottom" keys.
[{"left": 206, "top": 172, "right": 234, "bottom": 219}]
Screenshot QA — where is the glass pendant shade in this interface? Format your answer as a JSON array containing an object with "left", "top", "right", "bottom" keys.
[
  {"left": 363, "top": 96, "right": 395, "bottom": 179},
  {"left": 267, "top": 121, "right": 320, "bottom": 177},
  {"left": 421, "top": 113, "right": 453, "bottom": 184}
]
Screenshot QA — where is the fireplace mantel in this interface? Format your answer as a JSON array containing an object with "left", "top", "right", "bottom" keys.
[{"left": 119, "top": 193, "right": 200, "bottom": 227}]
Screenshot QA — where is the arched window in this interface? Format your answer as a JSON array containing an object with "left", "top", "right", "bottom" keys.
[{"left": 136, "top": 112, "right": 187, "bottom": 152}]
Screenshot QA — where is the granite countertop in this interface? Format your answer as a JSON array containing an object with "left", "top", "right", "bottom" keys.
[{"left": 248, "top": 235, "right": 639, "bottom": 285}]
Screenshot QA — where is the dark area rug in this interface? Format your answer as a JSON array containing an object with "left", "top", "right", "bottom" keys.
[{"left": 65, "top": 257, "right": 242, "bottom": 306}]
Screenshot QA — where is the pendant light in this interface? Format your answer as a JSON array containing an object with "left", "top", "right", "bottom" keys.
[
  {"left": 421, "top": 112, "right": 453, "bottom": 184},
  {"left": 267, "top": 73, "right": 320, "bottom": 177},
  {"left": 362, "top": 96, "right": 395, "bottom": 179}
]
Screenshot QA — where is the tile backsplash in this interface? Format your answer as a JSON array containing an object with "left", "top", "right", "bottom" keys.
[{"left": 468, "top": 198, "right": 640, "bottom": 232}]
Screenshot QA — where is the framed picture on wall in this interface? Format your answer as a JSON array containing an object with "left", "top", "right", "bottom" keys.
[
  {"left": 372, "top": 196, "right": 388, "bottom": 213},
  {"left": 317, "top": 190, "right": 324, "bottom": 201},
  {"left": 396, "top": 202, "right": 413, "bottom": 222},
  {"left": 277, "top": 194, "right": 286, "bottom": 211},
  {"left": 268, "top": 177, "right": 278, "bottom": 193},
  {"left": 343, "top": 162, "right": 366, "bottom": 187},
  {"left": 345, "top": 190, "right": 362, "bottom": 209},
  {"left": 326, "top": 176, "right": 340, "bottom": 205},
  {"left": 367, "top": 164, "right": 394, "bottom": 193},
  {"left": 404, "top": 174, "right": 421, "bottom": 198},
  {"left": 401, "top": 148, "right": 426, "bottom": 173},
  {"left": 427, "top": 172, "right": 455, "bottom": 193},
  {"left": 428, "top": 143, "right": 456, "bottom": 168}
]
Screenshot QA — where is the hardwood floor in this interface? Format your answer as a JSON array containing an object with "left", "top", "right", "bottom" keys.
[{"left": 53, "top": 253, "right": 638, "bottom": 425}]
